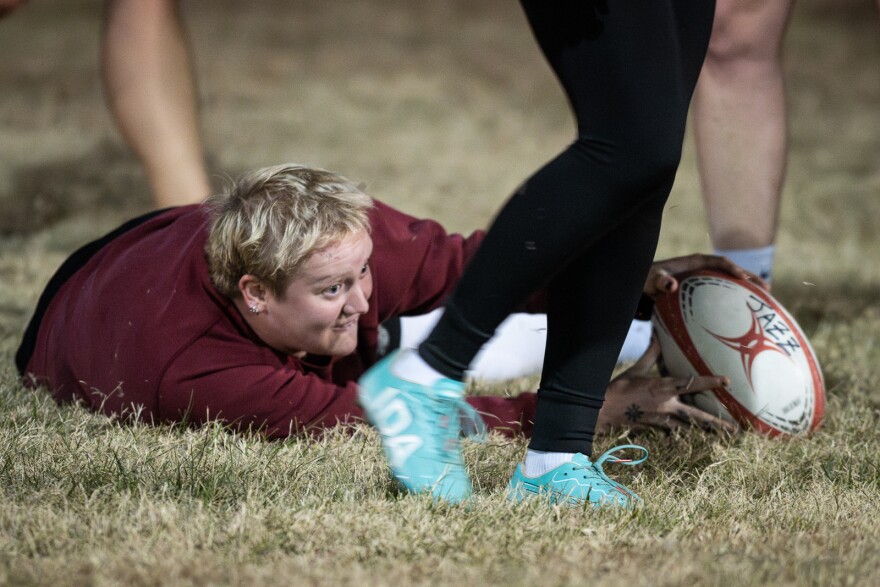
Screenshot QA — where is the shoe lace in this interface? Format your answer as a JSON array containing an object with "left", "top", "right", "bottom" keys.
[
  {"left": 585, "top": 444, "right": 649, "bottom": 501},
  {"left": 428, "top": 396, "right": 487, "bottom": 462},
  {"left": 458, "top": 400, "right": 487, "bottom": 441}
]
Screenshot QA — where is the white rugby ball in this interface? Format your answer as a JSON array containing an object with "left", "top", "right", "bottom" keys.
[{"left": 651, "top": 269, "right": 824, "bottom": 436}]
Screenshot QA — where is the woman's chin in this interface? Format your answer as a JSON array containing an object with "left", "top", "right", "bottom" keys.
[{"left": 324, "top": 333, "right": 358, "bottom": 357}]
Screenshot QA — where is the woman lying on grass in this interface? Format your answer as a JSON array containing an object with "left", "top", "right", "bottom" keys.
[{"left": 16, "top": 164, "right": 753, "bottom": 440}]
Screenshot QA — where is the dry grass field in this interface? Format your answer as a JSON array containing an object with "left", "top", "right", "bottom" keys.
[{"left": 1, "top": 1, "right": 879, "bottom": 586}]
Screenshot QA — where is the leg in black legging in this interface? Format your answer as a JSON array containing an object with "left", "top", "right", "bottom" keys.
[
  {"left": 419, "top": 0, "right": 715, "bottom": 453},
  {"left": 531, "top": 191, "right": 669, "bottom": 453}
]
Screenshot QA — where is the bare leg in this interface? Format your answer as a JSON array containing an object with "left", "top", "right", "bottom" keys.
[
  {"left": 102, "top": 0, "right": 211, "bottom": 208},
  {"left": 694, "top": 0, "right": 793, "bottom": 252},
  {"left": 0, "top": 0, "right": 27, "bottom": 18}
]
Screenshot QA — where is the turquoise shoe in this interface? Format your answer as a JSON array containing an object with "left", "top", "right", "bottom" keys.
[
  {"left": 507, "top": 445, "right": 648, "bottom": 508},
  {"left": 358, "top": 351, "right": 486, "bottom": 502}
]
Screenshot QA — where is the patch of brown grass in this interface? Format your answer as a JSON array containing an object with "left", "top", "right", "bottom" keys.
[{"left": 1, "top": 1, "right": 878, "bottom": 585}]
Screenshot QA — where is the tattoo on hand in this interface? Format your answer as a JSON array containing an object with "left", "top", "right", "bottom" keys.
[{"left": 625, "top": 403, "right": 644, "bottom": 423}]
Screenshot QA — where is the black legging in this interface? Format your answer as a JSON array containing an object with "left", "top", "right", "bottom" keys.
[{"left": 418, "top": 0, "right": 715, "bottom": 455}]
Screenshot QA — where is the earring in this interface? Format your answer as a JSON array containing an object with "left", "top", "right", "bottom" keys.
[{"left": 248, "top": 304, "right": 260, "bottom": 315}]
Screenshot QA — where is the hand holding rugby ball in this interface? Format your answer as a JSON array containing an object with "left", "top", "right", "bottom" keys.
[{"left": 651, "top": 268, "right": 825, "bottom": 437}]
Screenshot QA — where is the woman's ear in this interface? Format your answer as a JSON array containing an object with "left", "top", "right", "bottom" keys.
[{"left": 238, "top": 275, "right": 267, "bottom": 314}]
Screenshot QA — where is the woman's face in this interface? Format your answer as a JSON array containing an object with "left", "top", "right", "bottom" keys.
[{"left": 247, "top": 230, "right": 374, "bottom": 358}]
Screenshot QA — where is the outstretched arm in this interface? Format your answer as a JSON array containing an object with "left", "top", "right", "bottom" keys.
[
  {"left": 160, "top": 330, "right": 536, "bottom": 439},
  {"left": 598, "top": 253, "right": 768, "bottom": 433},
  {"left": 597, "top": 339, "right": 737, "bottom": 434},
  {"left": 643, "top": 253, "right": 768, "bottom": 299}
]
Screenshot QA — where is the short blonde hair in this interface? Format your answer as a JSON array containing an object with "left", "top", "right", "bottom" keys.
[{"left": 205, "top": 164, "right": 373, "bottom": 299}]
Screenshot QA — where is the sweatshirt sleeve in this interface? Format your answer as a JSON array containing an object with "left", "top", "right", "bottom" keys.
[
  {"left": 468, "top": 394, "right": 536, "bottom": 437},
  {"left": 368, "top": 200, "right": 486, "bottom": 320},
  {"left": 368, "top": 200, "right": 546, "bottom": 318},
  {"left": 159, "top": 329, "right": 536, "bottom": 439},
  {"left": 159, "top": 337, "right": 365, "bottom": 438}
]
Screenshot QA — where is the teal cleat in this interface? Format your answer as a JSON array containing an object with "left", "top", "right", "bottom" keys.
[
  {"left": 358, "top": 351, "right": 486, "bottom": 503},
  {"left": 507, "top": 445, "right": 648, "bottom": 508}
]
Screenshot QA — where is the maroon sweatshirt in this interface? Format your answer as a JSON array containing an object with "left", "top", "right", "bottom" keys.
[{"left": 23, "top": 201, "right": 536, "bottom": 438}]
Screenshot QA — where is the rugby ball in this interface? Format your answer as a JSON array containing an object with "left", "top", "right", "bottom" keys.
[{"left": 651, "top": 269, "right": 824, "bottom": 436}]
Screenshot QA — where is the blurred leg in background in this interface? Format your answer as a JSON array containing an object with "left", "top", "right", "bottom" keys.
[
  {"left": 0, "top": 0, "right": 27, "bottom": 18},
  {"left": 693, "top": 0, "right": 794, "bottom": 282},
  {"left": 102, "top": 0, "right": 211, "bottom": 207}
]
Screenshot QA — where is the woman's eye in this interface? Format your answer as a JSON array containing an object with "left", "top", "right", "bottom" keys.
[
  {"left": 325, "top": 284, "right": 342, "bottom": 295},
  {"left": 360, "top": 264, "right": 369, "bottom": 275}
]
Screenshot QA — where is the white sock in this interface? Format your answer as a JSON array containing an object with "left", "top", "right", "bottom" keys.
[
  {"left": 714, "top": 244, "right": 776, "bottom": 283},
  {"left": 391, "top": 348, "right": 447, "bottom": 386},
  {"left": 523, "top": 449, "right": 576, "bottom": 477}
]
